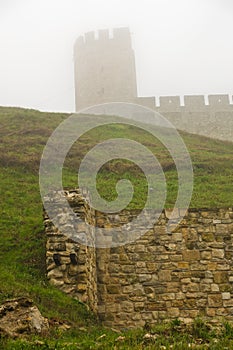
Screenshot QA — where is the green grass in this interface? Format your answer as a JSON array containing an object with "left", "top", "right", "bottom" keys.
[
  {"left": 2, "top": 320, "right": 233, "bottom": 349},
  {"left": 0, "top": 106, "right": 233, "bottom": 349}
]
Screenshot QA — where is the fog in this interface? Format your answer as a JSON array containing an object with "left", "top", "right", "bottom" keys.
[{"left": 0, "top": 0, "right": 232, "bottom": 112}]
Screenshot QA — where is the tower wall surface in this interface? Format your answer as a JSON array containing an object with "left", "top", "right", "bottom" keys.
[{"left": 74, "top": 28, "right": 138, "bottom": 111}]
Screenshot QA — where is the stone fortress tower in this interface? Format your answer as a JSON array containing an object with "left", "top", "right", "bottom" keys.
[
  {"left": 74, "top": 27, "right": 138, "bottom": 111},
  {"left": 74, "top": 27, "right": 233, "bottom": 142}
]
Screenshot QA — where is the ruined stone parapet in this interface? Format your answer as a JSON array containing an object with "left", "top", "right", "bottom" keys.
[
  {"left": 44, "top": 191, "right": 233, "bottom": 329},
  {"left": 44, "top": 189, "right": 97, "bottom": 311}
]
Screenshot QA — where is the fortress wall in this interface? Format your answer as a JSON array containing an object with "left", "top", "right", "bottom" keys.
[
  {"left": 141, "top": 95, "right": 233, "bottom": 142},
  {"left": 74, "top": 29, "right": 233, "bottom": 142},
  {"left": 45, "top": 191, "right": 233, "bottom": 329},
  {"left": 156, "top": 110, "right": 233, "bottom": 142},
  {"left": 154, "top": 95, "right": 233, "bottom": 109}
]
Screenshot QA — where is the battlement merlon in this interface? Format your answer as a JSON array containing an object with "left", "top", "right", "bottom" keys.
[
  {"left": 184, "top": 95, "right": 205, "bottom": 108},
  {"left": 74, "top": 27, "right": 132, "bottom": 51},
  {"left": 159, "top": 96, "right": 181, "bottom": 110},
  {"left": 208, "top": 94, "right": 230, "bottom": 107}
]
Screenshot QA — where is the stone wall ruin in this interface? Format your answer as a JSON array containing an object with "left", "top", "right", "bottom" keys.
[{"left": 45, "top": 190, "right": 233, "bottom": 328}]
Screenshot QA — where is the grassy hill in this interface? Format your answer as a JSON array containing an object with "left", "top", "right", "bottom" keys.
[{"left": 0, "top": 106, "right": 233, "bottom": 349}]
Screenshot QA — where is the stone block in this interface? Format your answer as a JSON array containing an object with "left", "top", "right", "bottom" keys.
[
  {"left": 120, "top": 301, "right": 134, "bottom": 313},
  {"left": 223, "top": 299, "right": 233, "bottom": 307},
  {"left": 176, "top": 292, "right": 185, "bottom": 300},
  {"left": 186, "top": 292, "right": 202, "bottom": 299},
  {"left": 161, "top": 293, "right": 175, "bottom": 301},
  {"left": 182, "top": 250, "right": 200, "bottom": 261},
  {"left": 216, "top": 308, "right": 228, "bottom": 316},
  {"left": 181, "top": 278, "right": 191, "bottom": 284},
  {"left": 212, "top": 249, "right": 225, "bottom": 259},
  {"left": 201, "top": 251, "right": 212, "bottom": 260},
  {"left": 167, "top": 308, "right": 180, "bottom": 318},
  {"left": 177, "top": 262, "right": 189, "bottom": 269},
  {"left": 158, "top": 270, "right": 171, "bottom": 282},
  {"left": 136, "top": 262, "right": 146, "bottom": 268},
  {"left": 134, "top": 302, "right": 145, "bottom": 311},
  {"left": 172, "top": 300, "right": 184, "bottom": 308},
  {"left": 208, "top": 262, "right": 217, "bottom": 270},
  {"left": 146, "top": 262, "right": 158, "bottom": 272},
  {"left": 144, "top": 286, "right": 154, "bottom": 294},
  {"left": 136, "top": 268, "right": 149, "bottom": 274},
  {"left": 213, "top": 272, "right": 228, "bottom": 284},
  {"left": 200, "top": 284, "right": 211, "bottom": 292},
  {"left": 166, "top": 282, "right": 180, "bottom": 293},
  {"left": 222, "top": 292, "right": 231, "bottom": 300},
  {"left": 188, "top": 310, "right": 200, "bottom": 319},
  {"left": 172, "top": 232, "right": 183, "bottom": 242},
  {"left": 129, "top": 295, "right": 146, "bottom": 302},
  {"left": 135, "top": 245, "right": 146, "bottom": 252},
  {"left": 119, "top": 253, "right": 129, "bottom": 261},
  {"left": 185, "top": 299, "right": 197, "bottom": 308},
  {"left": 139, "top": 274, "right": 152, "bottom": 282},
  {"left": 106, "top": 285, "right": 121, "bottom": 294},
  {"left": 47, "top": 269, "right": 64, "bottom": 279},
  {"left": 78, "top": 254, "right": 86, "bottom": 264},
  {"left": 105, "top": 303, "right": 119, "bottom": 313},
  {"left": 197, "top": 298, "right": 207, "bottom": 308},
  {"left": 122, "top": 285, "right": 134, "bottom": 294},
  {"left": 109, "top": 264, "right": 120, "bottom": 273},
  {"left": 158, "top": 311, "right": 167, "bottom": 319},
  {"left": 170, "top": 254, "right": 183, "bottom": 262},
  {"left": 68, "top": 265, "right": 79, "bottom": 276},
  {"left": 146, "top": 303, "right": 161, "bottom": 311},
  {"left": 141, "top": 312, "right": 153, "bottom": 320},
  {"left": 77, "top": 283, "right": 87, "bottom": 292},
  {"left": 211, "top": 284, "right": 220, "bottom": 292},
  {"left": 131, "top": 313, "right": 142, "bottom": 321},
  {"left": 122, "top": 265, "right": 135, "bottom": 273},
  {"left": 152, "top": 311, "right": 159, "bottom": 319},
  {"left": 216, "top": 224, "right": 228, "bottom": 234},
  {"left": 50, "top": 278, "right": 64, "bottom": 287},
  {"left": 202, "top": 233, "right": 214, "bottom": 242},
  {"left": 213, "top": 220, "right": 221, "bottom": 224},
  {"left": 219, "top": 284, "right": 232, "bottom": 292},
  {"left": 208, "top": 294, "right": 223, "bottom": 307},
  {"left": 190, "top": 262, "right": 207, "bottom": 271},
  {"left": 206, "top": 308, "right": 216, "bottom": 317}
]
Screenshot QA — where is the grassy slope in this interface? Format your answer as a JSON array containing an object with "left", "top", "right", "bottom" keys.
[{"left": 0, "top": 106, "right": 233, "bottom": 349}]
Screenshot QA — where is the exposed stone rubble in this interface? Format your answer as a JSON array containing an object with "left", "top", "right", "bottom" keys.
[{"left": 0, "top": 298, "right": 49, "bottom": 338}]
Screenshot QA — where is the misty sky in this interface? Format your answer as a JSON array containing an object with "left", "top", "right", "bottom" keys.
[{"left": 0, "top": 0, "right": 233, "bottom": 112}]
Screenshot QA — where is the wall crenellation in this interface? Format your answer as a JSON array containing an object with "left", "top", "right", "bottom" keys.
[
  {"left": 45, "top": 191, "right": 233, "bottom": 329},
  {"left": 75, "top": 27, "right": 132, "bottom": 48},
  {"left": 139, "top": 94, "right": 233, "bottom": 109}
]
